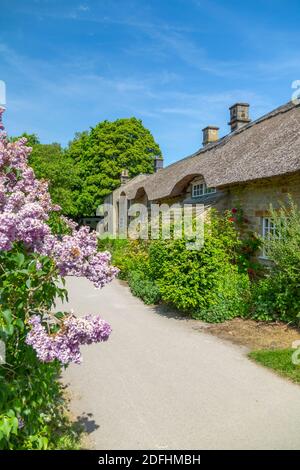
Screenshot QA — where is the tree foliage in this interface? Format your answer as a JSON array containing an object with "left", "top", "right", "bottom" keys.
[
  {"left": 12, "top": 134, "right": 77, "bottom": 217},
  {"left": 11, "top": 132, "right": 40, "bottom": 147},
  {"left": 29, "top": 142, "right": 77, "bottom": 217},
  {"left": 66, "top": 118, "right": 161, "bottom": 216}
]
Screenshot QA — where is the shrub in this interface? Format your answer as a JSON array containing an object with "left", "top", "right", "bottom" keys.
[
  {"left": 149, "top": 212, "right": 249, "bottom": 319},
  {"left": 100, "top": 211, "right": 253, "bottom": 322},
  {"left": 98, "top": 238, "right": 149, "bottom": 280},
  {"left": 249, "top": 277, "right": 278, "bottom": 322},
  {"left": 98, "top": 238, "right": 160, "bottom": 303},
  {"left": 194, "top": 270, "right": 251, "bottom": 323},
  {"left": 227, "top": 206, "right": 262, "bottom": 277},
  {"left": 128, "top": 270, "right": 161, "bottom": 305},
  {"left": 0, "top": 136, "right": 117, "bottom": 449},
  {"left": 98, "top": 238, "right": 131, "bottom": 279},
  {"left": 251, "top": 199, "right": 300, "bottom": 324}
]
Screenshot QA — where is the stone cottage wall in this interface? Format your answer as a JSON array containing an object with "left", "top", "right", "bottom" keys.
[{"left": 227, "top": 172, "right": 300, "bottom": 235}]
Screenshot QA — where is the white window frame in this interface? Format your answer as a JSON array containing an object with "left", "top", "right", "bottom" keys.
[
  {"left": 192, "top": 182, "right": 216, "bottom": 198},
  {"left": 261, "top": 216, "right": 276, "bottom": 258}
]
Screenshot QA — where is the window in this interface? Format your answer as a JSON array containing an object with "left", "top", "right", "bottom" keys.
[
  {"left": 192, "top": 182, "right": 216, "bottom": 198},
  {"left": 206, "top": 186, "right": 217, "bottom": 194},
  {"left": 261, "top": 217, "right": 276, "bottom": 258},
  {"left": 262, "top": 217, "right": 276, "bottom": 239},
  {"left": 192, "top": 183, "right": 204, "bottom": 197}
]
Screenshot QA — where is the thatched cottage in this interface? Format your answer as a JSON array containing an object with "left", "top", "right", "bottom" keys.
[{"left": 100, "top": 100, "right": 300, "bottom": 247}]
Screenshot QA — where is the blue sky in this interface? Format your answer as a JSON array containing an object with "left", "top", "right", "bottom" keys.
[{"left": 1, "top": 0, "right": 300, "bottom": 164}]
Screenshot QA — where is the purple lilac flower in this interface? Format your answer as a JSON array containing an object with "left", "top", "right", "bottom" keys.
[
  {"left": 1, "top": 135, "right": 117, "bottom": 365},
  {"left": 26, "top": 315, "right": 112, "bottom": 365},
  {"left": 0, "top": 136, "right": 118, "bottom": 288}
]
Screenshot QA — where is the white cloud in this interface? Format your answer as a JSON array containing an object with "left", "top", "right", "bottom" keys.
[{"left": 78, "top": 4, "right": 90, "bottom": 12}]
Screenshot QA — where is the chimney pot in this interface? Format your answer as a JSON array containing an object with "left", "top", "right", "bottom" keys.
[
  {"left": 228, "top": 103, "right": 251, "bottom": 132},
  {"left": 202, "top": 126, "right": 219, "bottom": 146},
  {"left": 120, "top": 169, "right": 130, "bottom": 185},
  {"left": 154, "top": 155, "right": 164, "bottom": 172}
]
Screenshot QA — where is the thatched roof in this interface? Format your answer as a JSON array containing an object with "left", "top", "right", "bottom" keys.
[
  {"left": 114, "top": 173, "right": 149, "bottom": 197},
  {"left": 124, "top": 101, "right": 300, "bottom": 201}
]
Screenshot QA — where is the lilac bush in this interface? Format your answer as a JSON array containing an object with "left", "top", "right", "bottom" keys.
[
  {"left": 0, "top": 131, "right": 120, "bottom": 449},
  {"left": 0, "top": 134, "right": 118, "bottom": 365},
  {"left": 0, "top": 136, "right": 118, "bottom": 287}
]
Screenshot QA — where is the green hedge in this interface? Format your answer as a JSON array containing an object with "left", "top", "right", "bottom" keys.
[
  {"left": 100, "top": 212, "right": 251, "bottom": 321},
  {"left": 148, "top": 214, "right": 250, "bottom": 322}
]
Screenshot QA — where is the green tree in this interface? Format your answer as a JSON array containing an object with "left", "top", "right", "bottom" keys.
[
  {"left": 67, "top": 117, "right": 162, "bottom": 216},
  {"left": 12, "top": 134, "right": 77, "bottom": 217},
  {"left": 10, "top": 132, "right": 40, "bottom": 146},
  {"left": 29, "top": 143, "right": 77, "bottom": 217}
]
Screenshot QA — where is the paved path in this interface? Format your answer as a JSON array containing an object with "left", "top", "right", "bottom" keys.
[{"left": 61, "top": 277, "right": 300, "bottom": 450}]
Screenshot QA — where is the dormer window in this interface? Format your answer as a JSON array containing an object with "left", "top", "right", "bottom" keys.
[{"left": 192, "top": 182, "right": 216, "bottom": 198}]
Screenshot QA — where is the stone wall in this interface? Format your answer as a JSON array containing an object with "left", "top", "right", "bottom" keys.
[{"left": 226, "top": 172, "right": 300, "bottom": 235}]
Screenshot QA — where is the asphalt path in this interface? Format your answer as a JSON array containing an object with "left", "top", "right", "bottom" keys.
[{"left": 61, "top": 277, "right": 300, "bottom": 450}]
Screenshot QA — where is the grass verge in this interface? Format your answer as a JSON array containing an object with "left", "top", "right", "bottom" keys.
[{"left": 249, "top": 349, "right": 300, "bottom": 384}]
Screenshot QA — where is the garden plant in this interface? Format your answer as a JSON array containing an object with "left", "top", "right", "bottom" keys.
[
  {"left": 0, "top": 135, "right": 118, "bottom": 449},
  {"left": 103, "top": 200, "right": 300, "bottom": 327}
]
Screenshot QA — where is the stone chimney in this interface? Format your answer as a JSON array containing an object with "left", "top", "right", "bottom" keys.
[
  {"left": 202, "top": 126, "right": 219, "bottom": 146},
  {"left": 120, "top": 169, "right": 130, "bottom": 185},
  {"left": 154, "top": 155, "right": 164, "bottom": 172},
  {"left": 228, "top": 103, "right": 251, "bottom": 132}
]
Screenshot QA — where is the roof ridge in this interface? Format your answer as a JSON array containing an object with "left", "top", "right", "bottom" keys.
[
  {"left": 163, "top": 100, "right": 300, "bottom": 170},
  {"left": 117, "top": 172, "right": 151, "bottom": 190}
]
